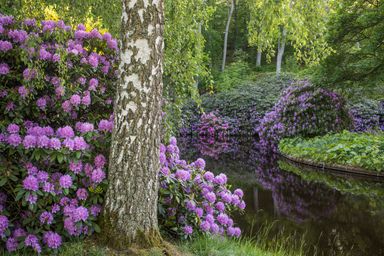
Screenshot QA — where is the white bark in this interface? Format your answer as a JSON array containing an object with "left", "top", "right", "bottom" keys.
[
  {"left": 221, "top": 0, "right": 235, "bottom": 72},
  {"left": 256, "top": 48, "right": 262, "bottom": 67},
  {"left": 103, "top": 0, "right": 164, "bottom": 247},
  {"left": 276, "top": 26, "right": 287, "bottom": 78}
]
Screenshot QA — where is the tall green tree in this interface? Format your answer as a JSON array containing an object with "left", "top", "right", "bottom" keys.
[
  {"left": 320, "top": 0, "right": 384, "bottom": 86},
  {"left": 247, "top": 0, "right": 332, "bottom": 77}
]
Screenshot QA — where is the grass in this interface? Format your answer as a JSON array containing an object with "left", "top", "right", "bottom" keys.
[
  {"left": 3, "top": 227, "right": 307, "bottom": 256},
  {"left": 279, "top": 131, "right": 384, "bottom": 172}
]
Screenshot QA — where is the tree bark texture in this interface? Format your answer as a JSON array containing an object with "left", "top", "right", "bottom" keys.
[
  {"left": 102, "top": 0, "right": 164, "bottom": 248},
  {"left": 221, "top": 0, "right": 235, "bottom": 72}
]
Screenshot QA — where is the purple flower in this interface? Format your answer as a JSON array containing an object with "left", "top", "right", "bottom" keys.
[
  {"left": 194, "top": 158, "right": 206, "bottom": 169},
  {"left": 23, "top": 68, "right": 37, "bottom": 80},
  {"left": 183, "top": 225, "right": 193, "bottom": 235},
  {"left": 195, "top": 207, "right": 203, "bottom": 217},
  {"left": 215, "top": 202, "right": 225, "bottom": 212},
  {"left": 73, "top": 136, "right": 88, "bottom": 150},
  {"left": 90, "top": 204, "right": 102, "bottom": 217},
  {"left": 23, "top": 135, "right": 36, "bottom": 149},
  {"left": 37, "top": 135, "right": 50, "bottom": 148},
  {"left": 57, "top": 126, "right": 75, "bottom": 138},
  {"left": 8, "top": 29, "right": 28, "bottom": 43},
  {"left": 203, "top": 171, "right": 214, "bottom": 182},
  {"left": 217, "top": 213, "right": 229, "bottom": 225},
  {"left": 76, "top": 188, "right": 88, "bottom": 200},
  {"left": 94, "top": 154, "right": 106, "bottom": 168},
  {"left": 43, "top": 231, "right": 62, "bottom": 249},
  {"left": 62, "top": 100, "right": 72, "bottom": 112},
  {"left": 49, "top": 138, "right": 61, "bottom": 149},
  {"left": 175, "top": 169, "right": 190, "bottom": 181},
  {"left": 40, "top": 211, "right": 54, "bottom": 225},
  {"left": 18, "top": 86, "right": 29, "bottom": 98},
  {"left": 0, "top": 40, "right": 12, "bottom": 52},
  {"left": 91, "top": 168, "right": 105, "bottom": 184},
  {"left": 89, "top": 78, "right": 98, "bottom": 89},
  {"left": 204, "top": 192, "right": 216, "bottom": 203},
  {"left": 69, "top": 161, "right": 83, "bottom": 174},
  {"left": 23, "top": 175, "right": 39, "bottom": 191},
  {"left": 7, "top": 134, "right": 22, "bottom": 146},
  {"left": 234, "top": 188, "right": 244, "bottom": 198},
  {"left": 88, "top": 53, "right": 99, "bottom": 68},
  {"left": 25, "top": 234, "right": 41, "bottom": 252},
  {"left": 70, "top": 94, "right": 81, "bottom": 106},
  {"left": 0, "top": 215, "right": 9, "bottom": 235},
  {"left": 37, "top": 97, "right": 47, "bottom": 110},
  {"left": 7, "top": 123, "right": 19, "bottom": 134},
  {"left": 24, "top": 19, "right": 36, "bottom": 26},
  {"left": 200, "top": 221, "right": 210, "bottom": 232},
  {"left": 39, "top": 48, "right": 52, "bottom": 60},
  {"left": 0, "top": 63, "right": 10, "bottom": 75},
  {"left": 59, "top": 175, "right": 73, "bottom": 189},
  {"left": 73, "top": 206, "right": 89, "bottom": 222},
  {"left": 6, "top": 237, "right": 18, "bottom": 252},
  {"left": 81, "top": 93, "right": 91, "bottom": 106}
]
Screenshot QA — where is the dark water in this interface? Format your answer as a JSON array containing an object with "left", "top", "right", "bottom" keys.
[{"left": 178, "top": 137, "right": 384, "bottom": 256}]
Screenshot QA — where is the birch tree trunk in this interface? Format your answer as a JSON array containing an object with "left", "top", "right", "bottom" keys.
[
  {"left": 276, "top": 26, "right": 287, "bottom": 78},
  {"left": 102, "top": 0, "right": 164, "bottom": 248},
  {"left": 256, "top": 48, "right": 262, "bottom": 67},
  {"left": 221, "top": 0, "right": 235, "bottom": 72}
]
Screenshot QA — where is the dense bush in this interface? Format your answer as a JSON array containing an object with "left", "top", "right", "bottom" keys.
[
  {"left": 257, "top": 80, "right": 353, "bottom": 148},
  {"left": 181, "top": 73, "right": 294, "bottom": 136},
  {"left": 0, "top": 15, "right": 117, "bottom": 253},
  {"left": 195, "top": 111, "right": 239, "bottom": 139},
  {"left": 349, "top": 99, "right": 384, "bottom": 132},
  {"left": 279, "top": 131, "right": 384, "bottom": 172},
  {"left": 158, "top": 137, "right": 244, "bottom": 238},
  {"left": 214, "top": 60, "right": 252, "bottom": 92}
]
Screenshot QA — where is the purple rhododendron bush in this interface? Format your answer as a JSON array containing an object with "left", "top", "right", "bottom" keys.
[
  {"left": 0, "top": 15, "right": 245, "bottom": 254},
  {"left": 257, "top": 80, "right": 353, "bottom": 149},
  {"left": 158, "top": 137, "right": 244, "bottom": 239},
  {"left": 0, "top": 15, "right": 116, "bottom": 253}
]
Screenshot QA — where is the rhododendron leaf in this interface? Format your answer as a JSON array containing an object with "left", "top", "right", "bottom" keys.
[{"left": 93, "top": 223, "right": 101, "bottom": 233}]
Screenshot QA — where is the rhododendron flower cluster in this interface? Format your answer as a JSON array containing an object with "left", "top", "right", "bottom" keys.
[
  {"left": 195, "top": 111, "right": 239, "bottom": 140},
  {"left": 158, "top": 137, "right": 245, "bottom": 238},
  {"left": 257, "top": 80, "right": 352, "bottom": 149},
  {"left": 0, "top": 15, "right": 117, "bottom": 253}
]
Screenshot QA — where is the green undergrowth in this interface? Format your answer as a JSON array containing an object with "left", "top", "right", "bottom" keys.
[{"left": 279, "top": 131, "right": 384, "bottom": 172}]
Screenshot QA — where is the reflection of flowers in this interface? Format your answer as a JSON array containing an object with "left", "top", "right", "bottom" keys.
[{"left": 251, "top": 143, "right": 339, "bottom": 223}]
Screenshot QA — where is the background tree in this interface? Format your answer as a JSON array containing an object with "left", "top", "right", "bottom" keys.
[
  {"left": 221, "top": 0, "right": 235, "bottom": 71},
  {"left": 102, "top": 0, "right": 164, "bottom": 247},
  {"left": 319, "top": 0, "right": 384, "bottom": 88},
  {"left": 247, "top": 0, "right": 332, "bottom": 77}
]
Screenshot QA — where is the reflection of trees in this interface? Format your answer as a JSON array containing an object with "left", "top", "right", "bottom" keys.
[{"left": 178, "top": 137, "right": 384, "bottom": 255}]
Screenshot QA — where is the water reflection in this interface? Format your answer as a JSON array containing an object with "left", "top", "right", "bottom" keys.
[{"left": 178, "top": 136, "right": 384, "bottom": 256}]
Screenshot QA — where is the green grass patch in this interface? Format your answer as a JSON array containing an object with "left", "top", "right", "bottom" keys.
[{"left": 279, "top": 131, "right": 384, "bottom": 172}]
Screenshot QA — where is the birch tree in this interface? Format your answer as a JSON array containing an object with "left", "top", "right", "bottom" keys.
[
  {"left": 248, "top": 0, "right": 331, "bottom": 77},
  {"left": 221, "top": 0, "right": 235, "bottom": 71},
  {"left": 102, "top": 0, "right": 164, "bottom": 247}
]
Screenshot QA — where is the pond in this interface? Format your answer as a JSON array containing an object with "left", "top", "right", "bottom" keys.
[{"left": 178, "top": 136, "right": 384, "bottom": 256}]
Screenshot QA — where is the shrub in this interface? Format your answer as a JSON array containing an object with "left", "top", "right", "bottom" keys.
[
  {"left": 158, "top": 137, "right": 245, "bottom": 239},
  {"left": 349, "top": 99, "right": 384, "bottom": 132},
  {"left": 195, "top": 111, "right": 239, "bottom": 139},
  {"left": 279, "top": 131, "right": 384, "bottom": 172},
  {"left": 214, "top": 60, "right": 252, "bottom": 92},
  {"left": 0, "top": 15, "right": 117, "bottom": 253},
  {"left": 181, "top": 73, "right": 294, "bottom": 136},
  {"left": 257, "top": 80, "right": 353, "bottom": 148}
]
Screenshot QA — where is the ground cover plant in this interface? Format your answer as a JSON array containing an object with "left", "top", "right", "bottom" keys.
[{"left": 279, "top": 131, "right": 384, "bottom": 172}]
